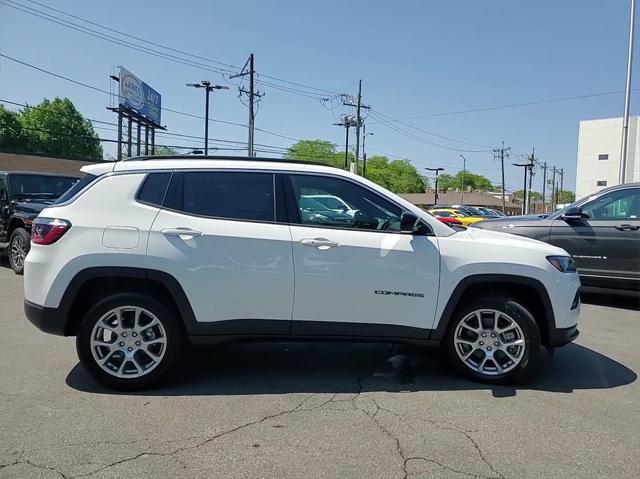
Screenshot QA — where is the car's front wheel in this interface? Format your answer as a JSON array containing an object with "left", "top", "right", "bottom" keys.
[
  {"left": 8, "top": 227, "right": 30, "bottom": 275},
  {"left": 76, "top": 293, "right": 184, "bottom": 390},
  {"left": 446, "top": 296, "right": 541, "bottom": 384}
]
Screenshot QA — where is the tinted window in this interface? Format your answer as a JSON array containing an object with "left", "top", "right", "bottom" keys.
[
  {"left": 173, "top": 171, "right": 275, "bottom": 222},
  {"left": 0, "top": 176, "right": 6, "bottom": 201},
  {"left": 289, "top": 174, "right": 403, "bottom": 231},
  {"left": 8, "top": 174, "right": 79, "bottom": 199},
  {"left": 433, "top": 211, "right": 452, "bottom": 217},
  {"left": 598, "top": 154, "right": 609, "bottom": 160},
  {"left": 55, "top": 174, "right": 97, "bottom": 204},
  {"left": 582, "top": 188, "right": 640, "bottom": 220},
  {"left": 596, "top": 180, "right": 607, "bottom": 187},
  {"left": 137, "top": 172, "right": 171, "bottom": 207}
]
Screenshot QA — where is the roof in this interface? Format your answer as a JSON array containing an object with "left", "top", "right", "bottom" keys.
[
  {"left": 0, "top": 171, "right": 80, "bottom": 178},
  {"left": 399, "top": 191, "right": 521, "bottom": 208},
  {"left": 0, "top": 152, "right": 91, "bottom": 176},
  {"left": 83, "top": 156, "right": 343, "bottom": 176}
]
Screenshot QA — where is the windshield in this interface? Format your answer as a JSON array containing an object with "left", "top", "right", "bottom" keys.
[
  {"left": 453, "top": 210, "right": 470, "bottom": 217},
  {"left": 8, "top": 174, "right": 79, "bottom": 199}
]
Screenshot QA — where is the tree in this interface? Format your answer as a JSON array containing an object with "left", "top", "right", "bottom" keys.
[
  {"left": 514, "top": 190, "right": 542, "bottom": 201},
  {"left": 284, "top": 139, "right": 348, "bottom": 167},
  {"left": 0, "top": 106, "right": 27, "bottom": 152},
  {"left": 437, "top": 170, "right": 495, "bottom": 191},
  {"left": 364, "top": 156, "right": 426, "bottom": 193},
  {"left": 556, "top": 190, "right": 575, "bottom": 204},
  {"left": 152, "top": 145, "right": 179, "bottom": 156},
  {"left": 18, "top": 98, "right": 103, "bottom": 160}
]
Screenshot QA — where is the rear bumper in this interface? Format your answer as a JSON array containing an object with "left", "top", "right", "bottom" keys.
[
  {"left": 24, "top": 300, "right": 67, "bottom": 336},
  {"left": 547, "top": 324, "right": 579, "bottom": 347}
]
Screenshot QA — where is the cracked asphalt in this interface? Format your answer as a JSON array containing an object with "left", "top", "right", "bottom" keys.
[{"left": 1, "top": 261, "right": 639, "bottom": 478}]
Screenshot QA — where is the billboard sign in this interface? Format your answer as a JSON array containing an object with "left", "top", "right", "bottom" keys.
[{"left": 118, "top": 66, "right": 161, "bottom": 125}]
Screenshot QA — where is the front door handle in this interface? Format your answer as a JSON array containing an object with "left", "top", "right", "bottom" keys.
[
  {"left": 161, "top": 227, "right": 203, "bottom": 238},
  {"left": 615, "top": 224, "right": 640, "bottom": 231},
  {"left": 300, "top": 238, "right": 340, "bottom": 249}
]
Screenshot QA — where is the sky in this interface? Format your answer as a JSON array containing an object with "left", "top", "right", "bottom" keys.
[{"left": 1, "top": 0, "right": 638, "bottom": 194}]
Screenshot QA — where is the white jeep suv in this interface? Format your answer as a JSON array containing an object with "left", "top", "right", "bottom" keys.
[{"left": 23, "top": 156, "right": 580, "bottom": 390}]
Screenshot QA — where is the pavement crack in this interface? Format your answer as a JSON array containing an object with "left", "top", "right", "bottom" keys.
[
  {"left": 374, "top": 403, "right": 504, "bottom": 479},
  {"left": 69, "top": 394, "right": 314, "bottom": 478}
]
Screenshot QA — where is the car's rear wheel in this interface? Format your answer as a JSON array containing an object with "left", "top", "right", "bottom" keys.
[
  {"left": 76, "top": 293, "right": 184, "bottom": 390},
  {"left": 446, "top": 297, "right": 541, "bottom": 384},
  {"left": 8, "top": 227, "right": 30, "bottom": 275}
]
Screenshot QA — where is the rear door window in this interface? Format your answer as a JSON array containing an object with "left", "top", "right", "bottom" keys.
[{"left": 165, "top": 171, "right": 276, "bottom": 222}]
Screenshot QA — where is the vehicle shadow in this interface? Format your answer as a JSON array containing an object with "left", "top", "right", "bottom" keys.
[
  {"left": 581, "top": 293, "right": 639, "bottom": 311},
  {"left": 66, "top": 340, "right": 637, "bottom": 398}
]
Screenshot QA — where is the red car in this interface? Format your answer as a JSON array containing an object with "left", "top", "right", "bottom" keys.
[{"left": 434, "top": 215, "right": 464, "bottom": 227}]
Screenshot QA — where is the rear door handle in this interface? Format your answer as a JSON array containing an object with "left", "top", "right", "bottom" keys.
[
  {"left": 615, "top": 224, "right": 640, "bottom": 231},
  {"left": 300, "top": 238, "right": 340, "bottom": 249},
  {"left": 161, "top": 227, "right": 203, "bottom": 238}
]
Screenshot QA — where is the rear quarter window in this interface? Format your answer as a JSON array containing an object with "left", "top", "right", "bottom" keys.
[{"left": 136, "top": 172, "right": 172, "bottom": 207}]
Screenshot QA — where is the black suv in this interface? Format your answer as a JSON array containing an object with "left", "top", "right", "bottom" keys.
[
  {"left": 471, "top": 182, "right": 640, "bottom": 295},
  {"left": 0, "top": 171, "right": 79, "bottom": 274}
]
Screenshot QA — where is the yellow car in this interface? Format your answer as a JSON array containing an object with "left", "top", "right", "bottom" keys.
[{"left": 428, "top": 208, "right": 485, "bottom": 227}]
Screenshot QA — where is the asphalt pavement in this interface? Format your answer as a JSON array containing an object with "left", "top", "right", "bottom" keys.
[{"left": 0, "top": 259, "right": 639, "bottom": 479}]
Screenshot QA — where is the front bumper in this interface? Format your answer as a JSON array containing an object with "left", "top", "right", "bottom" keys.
[
  {"left": 24, "top": 300, "right": 67, "bottom": 336},
  {"left": 547, "top": 324, "right": 579, "bottom": 347}
]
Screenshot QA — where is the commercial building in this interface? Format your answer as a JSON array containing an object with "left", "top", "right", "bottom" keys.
[{"left": 575, "top": 116, "right": 639, "bottom": 198}]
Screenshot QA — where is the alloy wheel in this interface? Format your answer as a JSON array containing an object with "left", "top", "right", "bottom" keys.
[
  {"left": 90, "top": 306, "right": 167, "bottom": 378},
  {"left": 10, "top": 235, "right": 27, "bottom": 270},
  {"left": 453, "top": 309, "right": 526, "bottom": 376}
]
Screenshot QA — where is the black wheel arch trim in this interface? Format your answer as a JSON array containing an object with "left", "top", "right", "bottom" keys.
[
  {"left": 50, "top": 267, "right": 199, "bottom": 336},
  {"left": 431, "top": 274, "right": 557, "bottom": 344}
]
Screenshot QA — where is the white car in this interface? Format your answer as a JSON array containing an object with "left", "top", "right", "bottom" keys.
[
  {"left": 302, "top": 194, "right": 358, "bottom": 216},
  {"left": 23, "top": 156, "right": 580, "bottom": 390}
]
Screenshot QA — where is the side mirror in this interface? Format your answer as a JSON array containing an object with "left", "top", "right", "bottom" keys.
[
  {"left": 400, "top": 211, "right": 429, "bottom": 235},
  {"left": 561, "top": 206, "right": 584, "bottom": 221}
]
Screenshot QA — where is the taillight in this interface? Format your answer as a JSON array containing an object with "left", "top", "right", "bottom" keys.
[{"left": 31, "top": 218, "right": 71, "bottom": 245}]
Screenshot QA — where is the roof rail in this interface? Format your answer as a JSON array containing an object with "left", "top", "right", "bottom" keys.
[{"left": 120, "top": 154, "right": 337, "bottom": 168}]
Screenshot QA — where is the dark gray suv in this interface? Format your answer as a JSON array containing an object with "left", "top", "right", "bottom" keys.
[{"left": 471, "top": 183, "right": 640, "bottom": 294}]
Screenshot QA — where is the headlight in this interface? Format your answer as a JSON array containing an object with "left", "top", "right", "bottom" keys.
[{"left": 547, "top": 256, "right": 577, "bottom": 273}]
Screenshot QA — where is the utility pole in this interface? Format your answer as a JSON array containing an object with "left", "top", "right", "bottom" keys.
[
  {"left": 541, "top": 162, "right": 548, "bottom": 213},
  {"left": 186, "top": 81, "right": 228, "bottom": 155},
  {"left": 620, "top": 0, "right": 636, "bottom": 184},
  {"left": 527, "top": 148, "right": 536, "bottom": 214},
  {"left": 362, "top": 124, "right": 373, "bottom": 178},
  {"left": 492, "top": 142, "right": 511, "bottom": 213},
  {"left": 551, "top": 167, "right": 557, "bottom": 211},
  {"left": 459, "top": 155, "right": 467, "bottom": 203},
  {"left": 231, "top": 54, "right": 264, "bottom": 156},
  {"left": 343, "top": 81, "right": 370, "bottom": 174},
  {"left": 333, "top": 115, "right": 356, "bottom": 170},
  {"left": 513, "top": 162, "right": 531, "bottom": 215},
  {"left": 425, "top": 167, "right": 444, "bottom": 205},
  {"left": 558, "top": 168, "right": 565, "bottom": 205}
]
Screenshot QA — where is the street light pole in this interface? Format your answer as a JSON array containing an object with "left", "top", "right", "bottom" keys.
[
  {"left": 459, "top": 154, "right": 467, "bottom": 203},
  {"left": 620, "top": 0, "right": 636, "bottom": 184},
  {"left": 186, "top": 81, "right": 228, "bottom": 155},
  {"left": 425, "top": 167, "right": 444, "bottom": 205}
]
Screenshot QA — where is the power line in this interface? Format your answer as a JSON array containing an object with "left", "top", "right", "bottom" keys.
[
  {"left": 397, "top": 89, "right": 640, "bottom": 120},
  {"left": 367, "top": 110, "right": 490, "bottom": 153},
  {"left": 369, "top": 108, "right": 497, "bottom": 149},
  {"left": 0, "top": 54, "right": 307, "bottom": 143},
  {"left": 6, "top": 0, "right": 345, "bottom": 99}
]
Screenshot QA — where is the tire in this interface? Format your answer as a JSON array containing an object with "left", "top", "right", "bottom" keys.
[
  {"left": 8, "top": 227, "right": 30, "bottom": 275},
  {"left": 445, "top": 296, "right": 541, "bottom": 384},
  {"left": 76, "top": 293, "right": 184, "bottom": 390}
]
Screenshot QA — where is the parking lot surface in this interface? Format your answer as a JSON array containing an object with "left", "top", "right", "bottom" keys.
[{"left": 1, "top": 261, "right": 639, "bottom": 479}]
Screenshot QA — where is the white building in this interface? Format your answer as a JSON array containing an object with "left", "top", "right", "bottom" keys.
[{"left": 575, "top": 116, "right": 640, "bottom": 198}]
